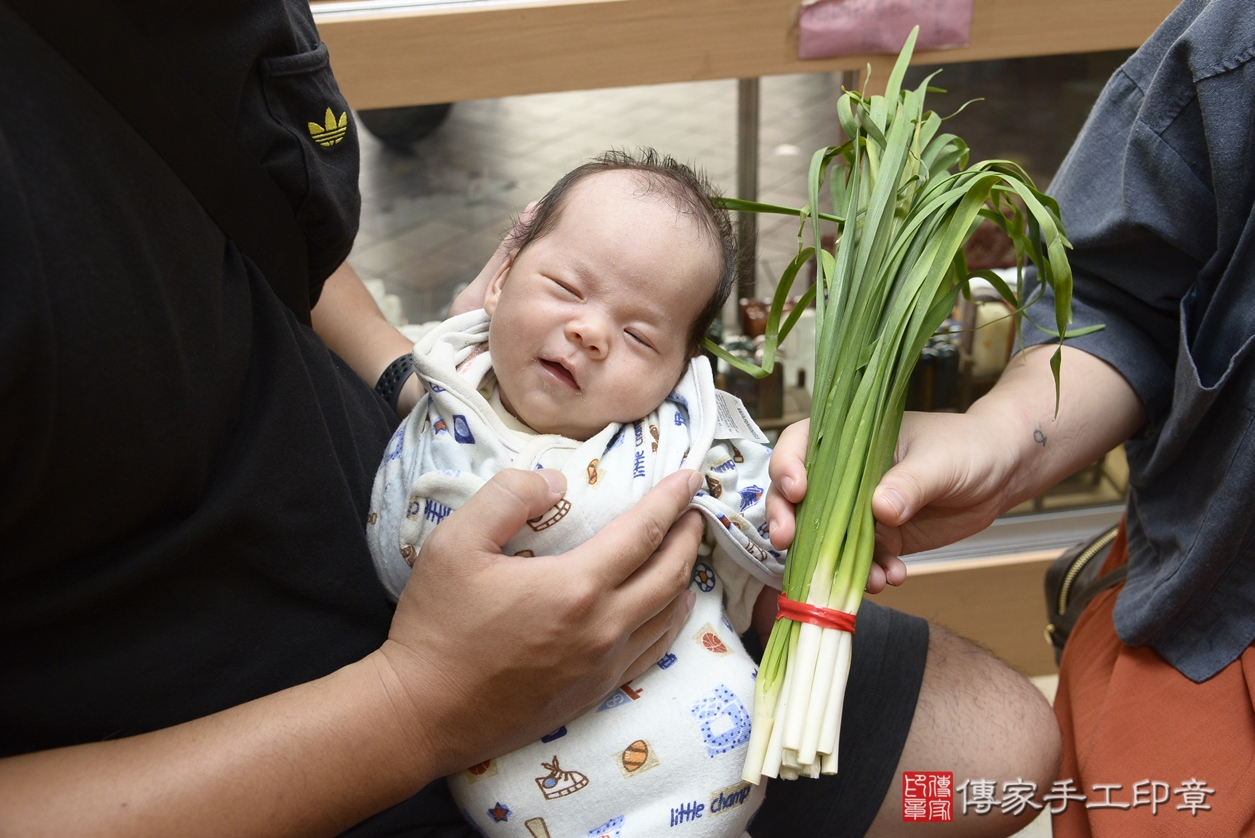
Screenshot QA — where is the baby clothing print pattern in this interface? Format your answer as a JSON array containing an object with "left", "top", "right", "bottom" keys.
[{"left": 368, "top": 310, "right": 785, "bottom": 837}]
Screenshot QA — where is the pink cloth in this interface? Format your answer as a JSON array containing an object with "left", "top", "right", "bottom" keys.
[{"left": 798, "top": 0, "right": 973, "bottom": 61}]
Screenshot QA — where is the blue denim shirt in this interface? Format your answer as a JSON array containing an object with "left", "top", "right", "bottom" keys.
[{"left": 1024, "top": 0, "right": 1255, "bottom": 682}]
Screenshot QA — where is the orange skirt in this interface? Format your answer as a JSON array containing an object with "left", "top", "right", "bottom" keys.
[{"left": 1053, "top": 523, "right": 1255, "bottom": 836}]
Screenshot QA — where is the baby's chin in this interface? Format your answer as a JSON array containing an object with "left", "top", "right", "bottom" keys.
[
  {"left": 523, "top": 416, "right": 606, "bottom": 441},
  {"left": 517, "top": 407, "right": 640, "bottom": 442},
  {"left": 501, "top": 400, "right": 588, "bottom": 440},
  {"left": 501, "top": 383, "right": 653, "bottom": 440}
]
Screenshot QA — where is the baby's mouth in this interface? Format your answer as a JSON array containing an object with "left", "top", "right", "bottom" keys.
[{"left": 540, "top": 358, "right": 579, "bottom": 390}]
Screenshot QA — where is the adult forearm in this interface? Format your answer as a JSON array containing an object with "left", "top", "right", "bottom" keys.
[
  {"left": 866, "top": 344, "right": 1149, "bottom": 557},
  {"left": 312, "top": 262, "right": 420, "bottom": 416},
  {"left": 968, "top": 343, "right": 1148, "bottom": 510},
  {"left": 0, "top": 652, "right": 436, "bottom": 838}
]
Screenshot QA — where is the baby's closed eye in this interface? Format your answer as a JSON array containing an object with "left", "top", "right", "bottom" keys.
[
  {"left": 546, "top": 275, "right": 580, "bottom": 298},
  {"left": 625, "top": 329, "right": 655, "bottom": 350}
]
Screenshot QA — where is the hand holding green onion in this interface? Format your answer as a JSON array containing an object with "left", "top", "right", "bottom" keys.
[{"left": 704, "top": 27, "right": 1084, "bottom": 782}]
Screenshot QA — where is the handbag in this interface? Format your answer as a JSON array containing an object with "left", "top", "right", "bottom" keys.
[{"left": 1044, "top": 523, "right": 1126, "bottom": 663}]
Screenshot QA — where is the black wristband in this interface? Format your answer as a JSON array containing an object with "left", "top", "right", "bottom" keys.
[{"left": 374, "top": 353, "right": 415, "bottom": 412}]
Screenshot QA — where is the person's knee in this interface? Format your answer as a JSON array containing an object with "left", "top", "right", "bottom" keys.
[
  {"left": 867, "top": 624, "right": 1061, "bottom": 837},
  {"left": 917, "top": 625, "right": 1060, "bottom": 786}
]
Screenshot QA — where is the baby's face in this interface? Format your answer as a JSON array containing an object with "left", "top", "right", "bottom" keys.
[{"left": 484, "top": 170, "right": 719, "bottom": 440}]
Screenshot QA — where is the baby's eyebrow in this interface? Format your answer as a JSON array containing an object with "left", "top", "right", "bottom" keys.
[{"left": 562, "top": 258, "right": 600, "bottom": 291}]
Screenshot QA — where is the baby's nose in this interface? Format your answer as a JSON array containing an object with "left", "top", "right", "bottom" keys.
[{"left": 567, "top": 317, "right": 608, "bottom": 357}]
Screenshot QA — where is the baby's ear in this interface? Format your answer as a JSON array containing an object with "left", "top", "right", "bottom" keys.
[{"left": 483, "top": 251, "right": 517, "bottom": 317}]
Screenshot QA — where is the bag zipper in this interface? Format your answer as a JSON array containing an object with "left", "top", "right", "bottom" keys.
[{"left": 1056, "top": 525, "right": 1120, "bottom": 615}]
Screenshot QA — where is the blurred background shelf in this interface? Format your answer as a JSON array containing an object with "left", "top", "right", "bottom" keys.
[{"left": 313, "top": 0, "right": 1174, "bottom": 109}]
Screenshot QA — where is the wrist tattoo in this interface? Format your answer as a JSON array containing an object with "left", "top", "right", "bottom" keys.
[{"left": 1033, "top": 428, "right": 1047, "bottom": 447}]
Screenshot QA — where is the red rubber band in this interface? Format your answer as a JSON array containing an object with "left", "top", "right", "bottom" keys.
[{"left": 776, "top": 594, "right": 857, "bottom": 633}]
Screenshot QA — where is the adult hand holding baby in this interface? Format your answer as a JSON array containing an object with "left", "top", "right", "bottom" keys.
[
  {"left": 0, "top": 467, "right": 701, "bottom": 837},
  {"left": 380, "top": 465, "right": 704, "bottom": 776}
]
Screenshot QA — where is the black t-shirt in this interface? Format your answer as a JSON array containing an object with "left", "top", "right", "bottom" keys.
[
  {"left": 0, "top": 6, "right": 480, "bottom": 830},
  {"left": 0, "top": 0, "right": 395, "bottom": 760}
]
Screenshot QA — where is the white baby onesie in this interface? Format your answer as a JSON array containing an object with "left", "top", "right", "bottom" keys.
[{"left": 367, "top": 310, "right": 786, "bottom": 837}]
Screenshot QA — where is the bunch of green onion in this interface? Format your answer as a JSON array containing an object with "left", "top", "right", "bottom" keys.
[{"left": 705, "top": 29, "right": 1089, "bottom": 782}]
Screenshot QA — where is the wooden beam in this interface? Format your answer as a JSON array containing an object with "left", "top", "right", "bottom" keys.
[{"left": 314, "top": 0, "right": 1177, "bottom": 109}]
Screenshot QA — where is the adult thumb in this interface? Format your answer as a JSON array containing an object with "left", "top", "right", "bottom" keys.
[
  {"left": 445, "top": 467, "right": 568, "bottom": 553},
  {"left": 871, "top": 455, "right": 941, "bottom": 528}
]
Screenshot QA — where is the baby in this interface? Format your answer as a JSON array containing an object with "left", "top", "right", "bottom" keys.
[{"left": 368, "top": 150, "right": 784, "bottom": 838}]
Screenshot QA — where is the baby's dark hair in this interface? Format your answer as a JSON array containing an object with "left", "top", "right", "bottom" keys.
[{"left": 507, "top": 148, "right": 735, "bottom": 354}]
